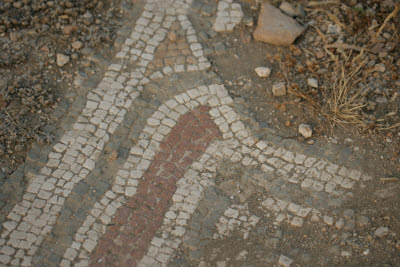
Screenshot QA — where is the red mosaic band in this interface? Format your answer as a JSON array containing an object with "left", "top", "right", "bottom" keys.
[{"left": 89, "top": 106, "right": 221, "bottom": 266}]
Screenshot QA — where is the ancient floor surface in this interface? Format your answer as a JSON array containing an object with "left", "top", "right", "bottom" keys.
[{"left": 0, "top": 0, "right": 395, "bottom": 266}]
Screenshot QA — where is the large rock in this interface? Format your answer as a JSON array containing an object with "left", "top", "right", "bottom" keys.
[{"left": 254, "top": 2, "right": 305, "bottom": 46}]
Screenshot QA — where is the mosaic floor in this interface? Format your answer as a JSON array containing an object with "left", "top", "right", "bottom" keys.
[{"left": 0, "top": 0, "right": 389, "bottom": 266}]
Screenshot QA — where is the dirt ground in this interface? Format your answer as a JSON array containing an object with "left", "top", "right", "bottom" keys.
[
  {"left": 0, "top": 0, "right": 127, "bottom": 174},
  {"left": 212, "top": 28, "right": 400, "bottom": 184},
  {"left": 209, "top": 0, "right": 400, "bottom": 178}
]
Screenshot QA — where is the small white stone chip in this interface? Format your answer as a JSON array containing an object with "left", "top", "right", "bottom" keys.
[
  {"left": 374, "top": 226, "right": 389, "bottom": 237},
  {"left": 307, "top": 78, "right": 318, "bottom": 88},
  {"left": 290, "top": 216, "right": 304, "bottom": 227},
  {"left": 57, "top": 54, "right": 70, "bottom": 67},
  {"left": 272, "top": 82, "right": 286, "bottom": 96},
  {"left": 298, "top": 124, "right": 312, "bottom": 138},
  {"left": 323, "top": 215, "right": 334, "bottom": 225},
  {"left": 255, "top": 67, "right": 271, "bottom": 78},
  {"left": 278, "top": 254, "right": 293, "bottom": 267}
]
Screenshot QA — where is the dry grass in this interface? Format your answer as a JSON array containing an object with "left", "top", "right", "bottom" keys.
[
  {"left": 286, "top": 2, "right": 400, "bottom": 130},
  {"left": 325, "top": 3, "right": 399, "bottom": 127},
  {"left": 323, "top": 52, "right": 370, "bottom": 125},
  {"left": 306, "top": 1, "right": 340, "bottom": 7}
]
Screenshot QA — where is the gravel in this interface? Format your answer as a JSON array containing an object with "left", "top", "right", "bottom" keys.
[
  {"left": 56, "top": 53, "right": 70, "bottom": 67},
  {"left": 274, "top": 0, "right": 400, "bottom": 135},
  {"left": 374, "top": 226, "right": 389, "bottom": 238},
  {"left": 0, "top": 0, "right": 125, "bottom": 174}
]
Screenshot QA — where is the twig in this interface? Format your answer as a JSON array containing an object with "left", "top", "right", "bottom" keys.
[
  {"left": 378, "top": 122, "right": 400, "bottom": 130},
  {"left": 301, "top": 48, "right": 315, "bottom": 57},
  {"left": 307, "top": 9, "right": 346, "bottom": 29},
  {"left": 324, "top": 11, "right": 346, "bottom": 29},
  {"left": 371, "top": 3, "right": 400, "bottom": 44},
  {"left": 307, "top": 1, "right": 340, "bottom": 7},
  {"left": 312, "top": 26, "right": 328, "bottom": 44},
  {"left": 289, "top": 86, "right": 320, "bottom": 110},
  {"left": 3, "top": 107, "right": 32, "bottom": 136},
  {"left": 3, "top": 107, "right": 47, "bottom": 139},
  {"left": 276, "top": 51, "right": 291, "bottom": 85},
  {"left": 380, "top": 177, "right": 399, "bottom": 182},
  {"left": 324, "top": 43, "right": 371, "bottom": 53},
  {"left": 26, "top": 31, "right": 69, "bottom": 44}
]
